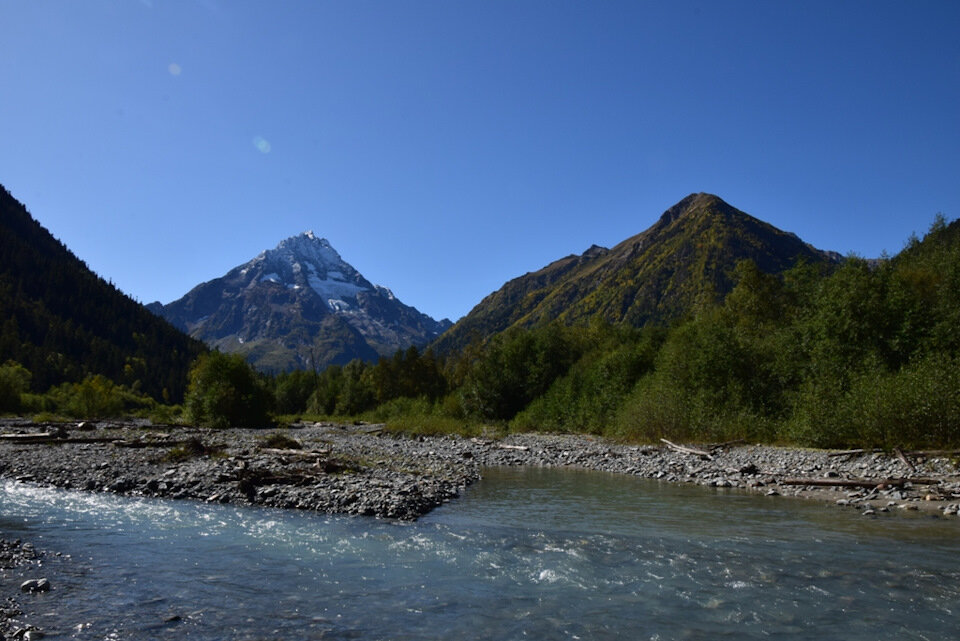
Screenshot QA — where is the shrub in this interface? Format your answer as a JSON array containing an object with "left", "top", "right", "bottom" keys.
[
  {"left": 788, "top": 354, "right": 960, "bottom": 449},
  {"left": 0, "top": 361, "right": 31, "bottom": 413},
  {"left": 184, "top": 352, "right": 273, "bottom": 428}
]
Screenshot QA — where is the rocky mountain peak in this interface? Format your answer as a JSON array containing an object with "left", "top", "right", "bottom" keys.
[
  {"left": 656, "top": 192, "right": 732, "bottom": 226},
  {"left": 152, "top": 232, "right": 451, "bottom": 371}
]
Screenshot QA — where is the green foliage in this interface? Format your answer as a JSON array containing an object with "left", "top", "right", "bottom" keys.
[
  {"left": 31, "top": 374, "right": 155, "bottom": 419},
  {"left": 460, "top": 323, "right": 585, "bottom": 421},
  {"left": 611, "top": 309, "right": 777, "bottom": 443},
  {"left": 185, "top": 352, "right": 273, "bottom": 428},
  {"left": 296, "top": 347, "right": 449, "bottom": 418},
  {"left": 0, "top": 360, "right": 31, "bottom": 412},
  {"left": 272, "top": 370, "right": 317, "bottom": 414},
  {"left": 67, "top": 375, "right": 125, "bottom": 419},
  {"left": 511, "top": 324, "right": 663, "bottom": 434},
  {"left": 788, "top": 353, "right": 960, "bottom": 449}
]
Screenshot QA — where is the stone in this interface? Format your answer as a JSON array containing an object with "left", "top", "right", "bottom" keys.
[{"left": 19, "top": 578, "right": 50, "bottom": 593}]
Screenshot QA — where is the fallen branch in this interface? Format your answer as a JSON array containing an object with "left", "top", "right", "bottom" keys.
[
  {"left": 259, "top": 448, "right": 331, "bottom": 459},
  {"left": 781, "top": 477, "right": 942, "bottom": 488},
  {"left": 894, "top": 448, "right": 917, "bottom": 474},
  {"left": 903, "top": 449, "right": 960, "bottom": 457},
  {"left": 826, "top": 448, "right": 882, "bottom": 458},
  {"left": 660, "top": 439, "right": 713, "bottom": 460},
  {"left": 0, "top": 432, "right": 57, "bottom": 443}
]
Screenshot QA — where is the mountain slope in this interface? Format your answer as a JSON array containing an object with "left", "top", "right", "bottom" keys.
[
  {"left": 151, "top": 232, "right": 451, "bottom": 371},
  {"left": 0, "top": 184, "right": 206, "bottom": 401},
  {"left": 434, "top": 193, "right": 840, "bottom": 352}
]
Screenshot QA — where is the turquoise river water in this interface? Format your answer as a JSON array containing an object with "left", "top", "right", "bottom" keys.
[{"left": 1, "top": 467, "right": 958, "bottom": 640}]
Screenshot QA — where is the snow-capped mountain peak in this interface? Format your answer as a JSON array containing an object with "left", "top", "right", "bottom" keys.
[
  {"left": 246, "top": 233, "right": 374, "bottom": 307},
  {"left": 153, "top": 231, "right": 452, "bottom": 371}
]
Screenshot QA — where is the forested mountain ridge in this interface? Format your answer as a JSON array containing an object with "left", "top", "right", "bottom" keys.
[
  {"left": 433, "top": 193, "right": 841, "bottom": 353},
  {"left": 151, "top": 232, "right": 452, "bottom": 372},
  {"left": 0, "top": 184, "right": 206, "bottom": 401}
]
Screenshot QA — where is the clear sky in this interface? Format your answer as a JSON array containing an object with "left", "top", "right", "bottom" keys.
[{"left": 1, "top": 1, "right": 958, "bottom": 322}]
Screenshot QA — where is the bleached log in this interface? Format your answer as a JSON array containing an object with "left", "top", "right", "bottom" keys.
[
  {"left": 781, "top": 477, "right": 942, "bottom": 488},
  {"left": 660, "top": 439, "right": 712, "bottom": 460}
]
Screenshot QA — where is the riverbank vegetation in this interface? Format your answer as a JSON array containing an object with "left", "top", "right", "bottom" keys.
[{"left": 2, "top": 216, "right": 958, "bottom": 450}]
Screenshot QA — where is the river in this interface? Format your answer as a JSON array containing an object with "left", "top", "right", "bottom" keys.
[{"left": 2, "top": 467, "right": 958, "bottom": 640}]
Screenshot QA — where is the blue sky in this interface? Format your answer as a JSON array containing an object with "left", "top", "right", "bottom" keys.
[{"left": 1, "top": 1, "right": 958, "bottom": 322}]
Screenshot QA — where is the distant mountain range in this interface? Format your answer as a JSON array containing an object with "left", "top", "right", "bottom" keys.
[
  {"left": 432, "top": 193, "right": 841, "bottom": 352},
  {"left": 148, "top": 232, "right": 452, "bottom": 372},
  {"left": 1, "top": 184, "right": 849, "bottom": 388},
  {"left": 0, "top": 185, "right": 205, "bottom": 401}
]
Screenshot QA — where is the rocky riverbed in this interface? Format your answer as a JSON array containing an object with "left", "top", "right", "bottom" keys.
[
  {"left": 1, "top": 420, "right": 958, "bottom": 521},
  {"left": 0, "top": 539, "right": 47, "bottom": 640},
  {"left": 1, "top": 420, "right": 959, "bottom": 520}
]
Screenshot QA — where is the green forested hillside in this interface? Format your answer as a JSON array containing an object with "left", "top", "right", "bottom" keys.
[
  {"left": 0, "top": 185, "right": 205, "bottom": 402},
  {"left": 289, "top": 214, "right": 960, "bottom": 449},
  {"left": 433, "top": 193, "right": 839, "bottom": 353}
]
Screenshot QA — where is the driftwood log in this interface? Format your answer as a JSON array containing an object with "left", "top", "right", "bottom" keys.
[
  {"left": 903, "top": 449, "right": 960, "bottom": 457},
  {"left": 781, "top": 477, "right": 942, "bottom": 488},
  {"left": 826, "top": 448, "right": 883, "bottom": 458},
  {"left": 258, "top": 448, "right": 331, "bottom": 459},
  {"left": 660, "top": 439, "right": 713, "bottom": 460}
]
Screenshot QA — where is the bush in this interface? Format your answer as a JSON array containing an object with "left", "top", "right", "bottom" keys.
[
  {"left": 788, "top": 354, "right": 960, "bottom": 449},
  {"left": 68, "top": 375, "right": 126, "bottom": 418},
  {"left": 32, "top": 375, "right": 153, "bottom": 420},
  {"left": 610, "top": 313, "right": 778, "bottom": 444},
  {"left": 184, "top": 352, "right": 273, "bottom": 428},
  {"left": 0, "top": 361, "right": 31, "bottom": 413},
  {"left": 512, "top": 335, "right": 659, "bottom": 434},
  {"left": 460, "top": 323, "right": 584, "bottom": 421}
]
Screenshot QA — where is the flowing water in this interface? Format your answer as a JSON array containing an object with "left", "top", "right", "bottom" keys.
[{"left": 2, "top": 467, "right": 958, "bottom": 640}]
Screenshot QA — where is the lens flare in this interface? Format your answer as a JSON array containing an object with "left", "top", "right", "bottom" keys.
[
  {"left": 253, "top": 136, "right": 271, "bottom": 154},
  {"left": 168, "top": 63, "right": 181, "bottom": 76}
]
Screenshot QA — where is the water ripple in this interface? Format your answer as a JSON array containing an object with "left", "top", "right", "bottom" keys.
[{"left": 2, "top": 471, "right": 959, "bottom": 640}]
